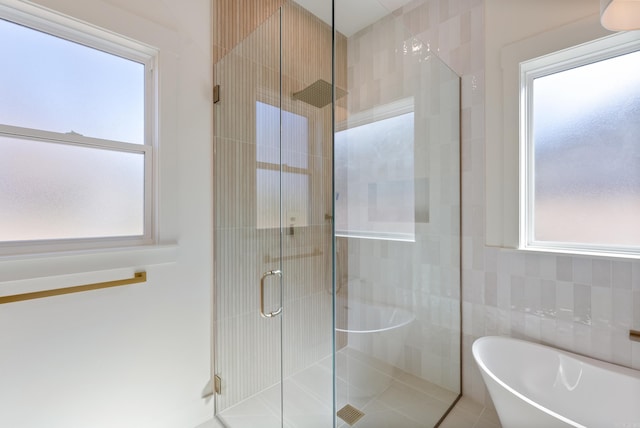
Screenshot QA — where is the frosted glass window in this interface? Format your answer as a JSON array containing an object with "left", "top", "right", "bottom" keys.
[
  {"left": 335, "top": 111, "right": 416, "bottom": 241},
  {"left": 281, "top": 172, "right": 309, "bottom": 228},
  {"left": 0, "top": 136, "right": 144, "bottom": 241},
  {"left": 256, "top": 101, "right": 310, "bottom": 229},
  {"left": 256, "top": 169, "right": 280, "bottom": 230},
  {"left": 256, "top": 101, "right": 308, "bottom": 168},
  {"left": 0, "top": 18, "right": 145, "bottom": 145},
  {"left": 0, "top": 7, "right": 155, "bottom": 252},
  {"left": 523, "top": 41, "right": 640, "bottom": 254},
  {"left": 257, "top": 169, "right": 310, "bottom": 229}
]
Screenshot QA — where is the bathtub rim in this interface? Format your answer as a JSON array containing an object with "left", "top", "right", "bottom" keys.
[{"left": 472, "top": 336, "right": 589, "bottom": 428}]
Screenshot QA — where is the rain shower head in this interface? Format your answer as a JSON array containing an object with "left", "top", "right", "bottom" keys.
[{"left": 292, "top": 79, "right": 347, "bottom": 108}]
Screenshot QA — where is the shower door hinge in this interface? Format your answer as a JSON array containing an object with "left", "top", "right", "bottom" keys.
[
  {"left": 214, "top": 374, "right": 222, "bottom": 394},
  {"left": 213, "top": 84, "right": 220, "bottom": 104}
]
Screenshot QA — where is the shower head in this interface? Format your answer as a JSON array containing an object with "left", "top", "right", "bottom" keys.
[{"left": 292, "top": 79, "right": 347, "bottom": 108}]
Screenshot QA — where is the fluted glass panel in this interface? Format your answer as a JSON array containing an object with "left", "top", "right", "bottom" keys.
[
  {"left": 280, "top": 3, "right": 335, "bottom": 425},
  {"left": 214, "top": 9, "right": 283, "bottom": 423},
  {"left": 214, "top": 2, "right": 336, "bottom": 426}
]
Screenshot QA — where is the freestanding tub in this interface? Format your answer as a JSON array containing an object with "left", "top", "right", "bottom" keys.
[{"left": 472, "top": 336, "right": 640, "bottom": 428}]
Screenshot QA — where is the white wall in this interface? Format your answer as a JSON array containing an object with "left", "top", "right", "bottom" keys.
[{"left": 0, "top": 0, "right": 213, "bottom": 426}]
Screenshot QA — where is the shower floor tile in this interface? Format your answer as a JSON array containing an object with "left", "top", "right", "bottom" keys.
[
  {"left": 215, "top": 347, "right": 459, "bottom": 428},
  {"left": 353, "top": 403, "right": 423, "bottom": 428}
]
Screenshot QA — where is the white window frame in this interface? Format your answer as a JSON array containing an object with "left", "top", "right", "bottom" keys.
[
  {"left": 519, "top": 31, "right": 640, "bottom": 258},
  {"left": 0, "top": 2, "right": 158, "bottom": 256}
]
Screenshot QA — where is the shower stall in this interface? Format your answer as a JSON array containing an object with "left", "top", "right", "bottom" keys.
[{"left": 213, "top": 1, "right": 460, "bottom": 426}]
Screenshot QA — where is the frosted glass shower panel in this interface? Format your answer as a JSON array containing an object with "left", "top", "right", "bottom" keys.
[
  {"left": 0, "top": 18, "right": 145, "bottom": 145},
  {"left": 0, "top": 136, "right": 144, "bottom": 241},
  {"left": 532, "top": 50, "right": 640, "bottom": 246}
]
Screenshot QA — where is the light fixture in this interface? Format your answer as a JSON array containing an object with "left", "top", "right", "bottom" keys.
[{"left": 600, "top": 0, "right": 640, "bottom": 31}]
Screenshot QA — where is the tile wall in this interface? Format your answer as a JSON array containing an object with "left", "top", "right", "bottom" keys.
[
  {"left": 339, "top": 5, "right": 461, "bottom": 392},
  {"left": 388, "top": 0, "right": 640, "bottom": 407},
  {"left": 212, "top": 0, "right": 284, "bottom": 64}
]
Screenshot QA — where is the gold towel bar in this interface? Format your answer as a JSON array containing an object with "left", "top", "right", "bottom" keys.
[
  {"left": 630, "top": 330, "right": 640, "bottom": 342},
  {"left": 0, "top": 272, "right": 147, "bottom": 305}
]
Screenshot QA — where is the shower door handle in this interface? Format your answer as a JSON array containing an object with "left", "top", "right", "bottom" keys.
[{"left": 260, "top": 270, "right": 282, "bottom": 318}]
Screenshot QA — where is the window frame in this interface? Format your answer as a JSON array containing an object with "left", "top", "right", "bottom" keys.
[
  {"left": 0, "top": 2, "right": 158, "bottom": 256},
  {"left": 519, "top": 31, "right": 640, "bottom": 258}
]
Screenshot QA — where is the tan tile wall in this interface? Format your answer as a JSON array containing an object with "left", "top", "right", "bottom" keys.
[{"left": 213, "top": 0, "right": 284, "bottom": 64}]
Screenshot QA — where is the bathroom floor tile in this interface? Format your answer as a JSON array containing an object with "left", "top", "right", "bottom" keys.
[
  {"left": 376, "top": 381, "right": 434, "bottom": 409},
  {"left": 216, "top": 348, "right": 462, "bottom": 428},
  {"left": 396, "top": 371, "right": 459, "bottom": 402},
  {"left": 439, "top": 408, "right": 479, "bottom": 428},
  {"left": 372, "top": 381, "right": 450, "bottom": 426},
  {"left": 217, "top": 392, "right": 275, "bottom": 418},
  {"left": 441, "top": 397, "right": 503, "bottom": 428},
  {"left": 284, "top": 411, "right": 335, "bottom": 428},
  {"left": 474, "top": 417, "right": 502, "bottom": 428},
  {"left": 290, "top": 361, "right": 333, "bottom": 405},
  {"left": 454, "top": 395, "right": 485, "bottom": 416},
  {"left": 339, "top": 355, "right": 394, "bottom": 396},
  {"left": 194, "top": 419, "right": 225, "bottom": 428},
  {"left": 217, "top": 414, "right": 282, "bottom": 428},
  {"left": 479, "top": 407, "right": 500, "bottom": 425},
  {"left": 282, "top": 382, "right": 332, "bottom": 419},
  {"left": 354, "top": 402, "right": 425, "bottom": 428},
  {"left": 336, "top": 378, "right": 371, "bottom": 412}
]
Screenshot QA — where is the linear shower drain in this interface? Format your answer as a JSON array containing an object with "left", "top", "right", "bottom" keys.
[{"left": 337, "top": 404, "right": 365, "bottom": 426}]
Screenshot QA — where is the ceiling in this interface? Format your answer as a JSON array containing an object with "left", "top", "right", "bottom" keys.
[{"left": 293, "top": 0, "right": 415, "bottom": 37}]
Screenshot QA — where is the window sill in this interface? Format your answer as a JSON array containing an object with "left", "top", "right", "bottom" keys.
[
  {"left": 0, "top": 244, "right": 178, "bottom": 282},
  {"left": 335, "top": 230, "right": 416, "bottom": 243},
  {"left": 517, "top": 244, "right": 640, "bottom": 260}
]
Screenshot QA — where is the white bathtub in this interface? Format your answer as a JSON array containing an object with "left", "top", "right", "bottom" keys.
[{"left": 473, "top": 336, "right": 640, "bottom": 428}]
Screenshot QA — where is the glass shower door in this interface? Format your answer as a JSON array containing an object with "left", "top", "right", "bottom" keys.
[
  {"left": 213, "top": 1, "right": 336, "bottom": 425},
  {"left": 213, "top": 9, "right": 285, "bottom": 427}
]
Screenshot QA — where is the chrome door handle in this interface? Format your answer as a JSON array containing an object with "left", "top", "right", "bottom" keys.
[{"left": 260, "top": 270, "right": 282, "bottom": 318}]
